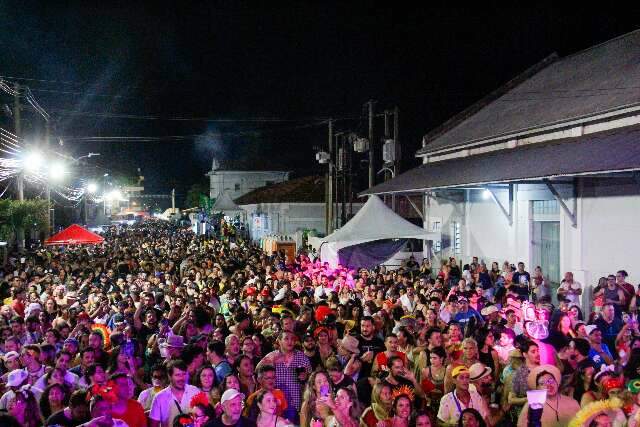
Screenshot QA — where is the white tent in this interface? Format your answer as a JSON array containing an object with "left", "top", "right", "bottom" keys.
[
  {"left": 212, "top": 191, "right": 242, "bottom": 213},
  {"left": 320, "top": 195, "right": 439, "bottom": 268}
]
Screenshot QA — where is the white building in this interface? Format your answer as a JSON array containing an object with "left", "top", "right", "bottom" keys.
[
  {"left": 206, "top": 158, "right": 289, "bottom": 201},
  {"left": 235, "top": 175, "right": 362, "bottom": 244},
  {"left": 362, "top": 30, "right": 640, "bottom": 312}
]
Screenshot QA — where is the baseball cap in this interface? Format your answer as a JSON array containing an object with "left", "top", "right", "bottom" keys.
[
  {"left": 585, "top": 325, "right": 599, "bottom": 335},
  {"left": 220, "top": 388, "right": 245, "bottom": 405},
  {"left": 7, "top": 369, "right": 28, "bottom": 387},
  {"left": 2, "top": 351, "right": 20, "bottom": 363},
  {"left": 451, "top": 366, "right": 470, "bottom": 378}
]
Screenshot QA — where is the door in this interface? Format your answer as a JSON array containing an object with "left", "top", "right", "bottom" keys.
[{"left": 532, "top": 221, "right": 560, "bottom": 289}]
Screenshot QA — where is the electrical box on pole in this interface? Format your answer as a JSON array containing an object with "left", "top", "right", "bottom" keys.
[{"left": 383, "top": 139, "right": 396, "bottom": 163}]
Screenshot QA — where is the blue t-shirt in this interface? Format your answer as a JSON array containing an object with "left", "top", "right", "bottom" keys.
[
  {"left": 453, "top": 309, "right": 483, "bottom": 330},
  {"left": 214, "top": 360, "right": 233, "bottom": 384},
  {"left": 588, "top": 344, "right": 613, "bottom": 369}
]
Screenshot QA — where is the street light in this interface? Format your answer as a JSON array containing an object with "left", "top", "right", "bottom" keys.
[
  {"left": 24, "top": 151, "right": 44, "bottom": 173},
  {"left": 87, "top": 182, "right": 98, "bottom": 193},
  {"left": 48, "top": 162, "right": 67, "bottom": 181},
  {"left": 108, "top": 189, "right": 122, "bottom": 201}
]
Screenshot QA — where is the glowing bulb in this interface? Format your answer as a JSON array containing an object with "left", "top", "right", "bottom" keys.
[
  {"left": 87, "top": 183, "right": 98, "bottom": 193},
  {"left": 482, "top": 189, "right": 491, "bottom": 200},
  {"left": 24, "top": 151, "right": 44, "bottom": 173},
  {"left": 48, "top": 162, "right": 67, "bottom": 181}
]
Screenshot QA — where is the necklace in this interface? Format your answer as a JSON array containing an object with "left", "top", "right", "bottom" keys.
[{"left": 545, "top": 395, "right": 560, "bottom": 421}]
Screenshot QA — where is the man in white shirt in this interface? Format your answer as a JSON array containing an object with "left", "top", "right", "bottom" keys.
[
  {"left": 437, "top": 366, "right": 489, "bottom": 426},
  {"left": 557, "top": 271, "right": 582, "bottom": 306},
  {"left": 149, "top": 360, "right": 200, "bottom": 427},
  {"left": 399, "top": 285, "right": 416, "bottom": 313}
]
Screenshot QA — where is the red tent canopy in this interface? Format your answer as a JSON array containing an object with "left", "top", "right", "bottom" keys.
[{"left": 44, "top": 224, "right": 105, "bottom": 246}]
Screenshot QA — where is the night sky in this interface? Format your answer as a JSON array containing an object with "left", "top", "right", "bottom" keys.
[{"left": 1, "top": 4, "right": 638, "bottom": 203}]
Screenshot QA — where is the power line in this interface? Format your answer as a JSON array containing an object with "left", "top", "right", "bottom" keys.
[{"left": 50, "top": 108, "right": 357, "bottom": 123}]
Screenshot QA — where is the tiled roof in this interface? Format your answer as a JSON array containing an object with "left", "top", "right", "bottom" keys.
[
  {"left": 235, "top": 175, "right": 326, "bottom": 204},
  {"left": 418, "top": 29, "right": 640, "bottom": 155}
]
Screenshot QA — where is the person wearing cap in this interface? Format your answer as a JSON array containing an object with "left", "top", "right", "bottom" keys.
[
  {"left": 453, "top": 296, "right": 483, "bottom": 333},
  {"left": 205, "top": 388, "right": 255, "bottom": 427},
  {"left": 0, "top": 351, "right": 20, "bottom": 385},
  {"left": 516, "top": 364, "right": 580, "bottom": 427},
  {"left": 469, "top": 362, "right": 502, "bottom": 425},
  {"left": 587, "top": 325, "right": 614, "bottom": 369},
  {"left": 437, "top": 365, "right": 489, "bottom": 426}
]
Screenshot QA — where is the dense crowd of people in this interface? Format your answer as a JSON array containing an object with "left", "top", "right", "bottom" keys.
[{"left": 0, "top": 220, "right": 637, "bottom": 427}]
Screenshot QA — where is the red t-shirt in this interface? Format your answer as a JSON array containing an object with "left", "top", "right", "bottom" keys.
[
  {"left": 112, "top": 399, "right": 147, "bottom": 427},
  {"left": 374, "top": 351, "right": 407, "bottom": 369}
]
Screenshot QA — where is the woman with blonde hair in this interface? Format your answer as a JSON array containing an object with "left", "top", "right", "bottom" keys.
[
  {"left": 300, "top": 370, "right": 333, "bottom": 427},
  {"left": 360, "top": 382, "right": 393, "bottom": 427},
  {"left": 322, "top": 387, "right": 361, "bottom": 427}
]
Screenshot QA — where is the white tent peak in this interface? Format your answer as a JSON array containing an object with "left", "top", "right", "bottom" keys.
[
  {"left": 212, "top": 191, "right": 241, "bottom": 212},
  {"left": 325, "top": 195, "right": 431, "bottom": 244},
  {"left": 320, "top": 195, "right": 439, "bottom": 268}
]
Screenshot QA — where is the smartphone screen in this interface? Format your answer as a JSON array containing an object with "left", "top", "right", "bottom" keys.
[{"left": 320, "top": 384, "right": 330, "bottom": 397}]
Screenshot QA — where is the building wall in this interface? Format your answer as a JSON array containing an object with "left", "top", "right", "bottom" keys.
[
  {"left": 241, "top": 202, "right": 363, "bottom": 241},
  {"left": 561, "top": 179, "right": 640, "bottom": 312},
  {"left": 423, "top": 180, "right": 639, "bottom": 313},
  {"left": 208, "top": 171, "right": 289, "bottom": 200}
]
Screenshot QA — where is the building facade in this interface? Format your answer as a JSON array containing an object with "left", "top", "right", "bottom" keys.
[
  {"left": 362, "top": 30, "right": 640, "bottom": 312},
  {"left": 206, "top": 158, "right": 289, "bottom": 201}
]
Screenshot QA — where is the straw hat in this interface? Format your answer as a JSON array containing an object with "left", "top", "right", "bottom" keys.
[
  {"left": 469, "top": 362, "right": 492, "bottom": 381},
  {"left": 527, "top": 364, "right": 561, "bottom": 389}
]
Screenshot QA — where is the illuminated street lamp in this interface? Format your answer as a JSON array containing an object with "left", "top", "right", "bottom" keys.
[
  {"left": 87, "top": 182, "right": 98, "bottom": 193},
  {"left": 24, "top": 151, "right": 44, "bottom": 173},
  {"left": 48, "top": 162, "right": 67, "bottom": 181}
]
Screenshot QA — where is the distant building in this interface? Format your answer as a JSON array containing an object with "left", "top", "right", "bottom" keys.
[
  {"left": 235, "top": 175, "right": 362, "bottom": 243},
  {"left": 206, "top": 158, "right": 289, "bottom": 201}
]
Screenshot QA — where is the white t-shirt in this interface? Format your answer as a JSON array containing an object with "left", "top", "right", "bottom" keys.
[
  {"left": 437, "top": 390, "right": 489, "bottom": 425},
  {"left": 561, "top": 281, "right": 582, "bottom": 305},
  {"left": 149, "top": 384, "right": 200, "bottom": 427}
]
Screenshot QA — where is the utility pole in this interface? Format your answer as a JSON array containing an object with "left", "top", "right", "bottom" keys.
[
  {"left": 14, "top": 83, "right": 25, "bottom": 252},
  {"left": 44, "top": 121, "right": 52, "bottom": 235},
  {"left": 341, "top": 134, "right": 347, "bottom": 226},
  {"left": 394, "top": 106, "right": 400, "bottom": 175},
  {"left": 368, "top": 100, "right": 375, "bottom": 189},
  {"left": 14, "top": 83, "right": 23, "bottom": 201},
  {"left": 392, "top": 106, "right": 400, "bottom": 212},
  {"left": 383, "top": 110, "right": 390, "bottom": 207},
  {"left": 326, "top": 120, "right": 334, "bottom": 234}
]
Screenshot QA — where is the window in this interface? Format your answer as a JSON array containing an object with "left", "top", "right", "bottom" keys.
[
  {"left": 452, "top": 221, "right": 461, "bottom": 255},
  {"left": 431, "top": 220, "right": 441, "bottom": 232},
  {"left": 234, "top": 183, "right": 241, "bottom": 191},
  {"left": 434, "top": 240, "right": 441, "bottom": 253},
  {"left": 532, "top": 200, "right": 559, "bottom": 215}
]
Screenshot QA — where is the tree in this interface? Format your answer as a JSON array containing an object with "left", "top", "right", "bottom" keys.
[
  {"left": 185, "top": 181, "right": 210, "bottom": 209},
  {"left": 0, "top": 199, "right": 49, "bottom": 246}
]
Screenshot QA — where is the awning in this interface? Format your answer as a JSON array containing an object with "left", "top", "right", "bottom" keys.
[
  {"left": 361, "top": 125, "right": 640, "bottom": 196},
  {"left": 45, "top": 224, "right": 105, "bottom": 246}
]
